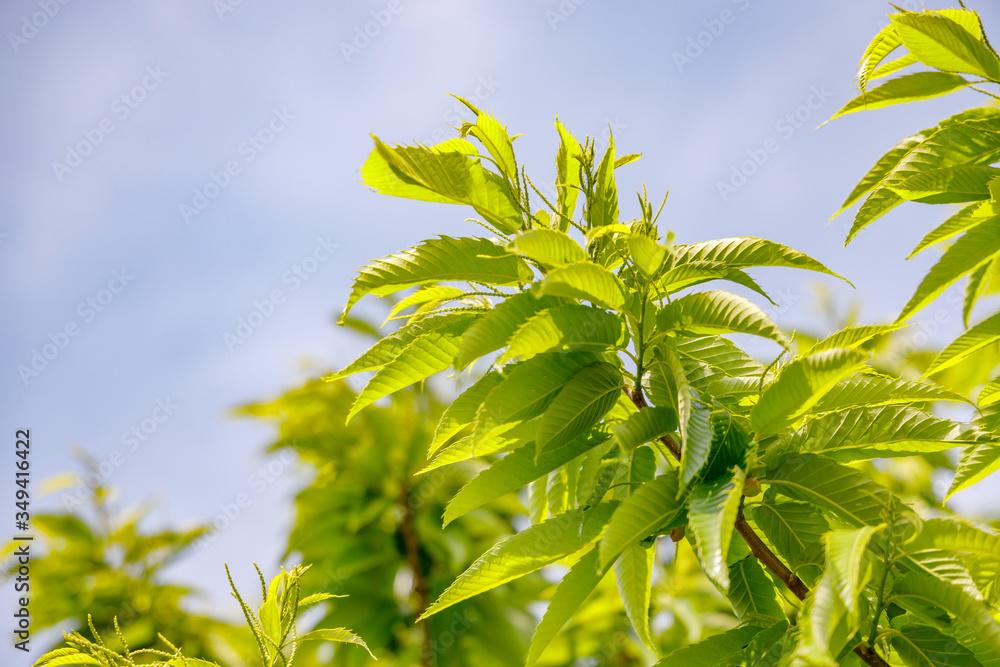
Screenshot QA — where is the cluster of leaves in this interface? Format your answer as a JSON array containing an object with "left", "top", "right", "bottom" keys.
[
  {"left": 32, "top": 563, "right": 371, "bottom": 667},
  {"left": 3, "top": 462, "right": 253, "bottom": 665},
  {"left": 242, "top": 361, "right": 689, "bottom": 665},
  {"left": 831, "top": 5, "right": 1000, "bottom": 505},
  {"left": 336, "top": 62, "right": 1000, "bottom": 665}
]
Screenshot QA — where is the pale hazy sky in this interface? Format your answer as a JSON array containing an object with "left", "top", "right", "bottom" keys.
[{"left": 3, "top": 1, "right": 1000, "bottom": 661}]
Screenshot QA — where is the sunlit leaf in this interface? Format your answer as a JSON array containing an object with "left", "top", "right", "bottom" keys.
[{"left": 342, "top": 236, "right": 533, "bottom": 318}]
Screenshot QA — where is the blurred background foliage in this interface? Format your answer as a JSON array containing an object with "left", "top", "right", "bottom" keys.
[
  {"left": 3, "top": 464, "right": 259, "bottom": 665},
  {"left": 13, "top": 292, "right": 1000, "bottom": 665}
]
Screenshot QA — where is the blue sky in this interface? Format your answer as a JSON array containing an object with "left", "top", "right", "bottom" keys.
[{"left": 3, "top": 0, "right": 1000, "bottom": 659}]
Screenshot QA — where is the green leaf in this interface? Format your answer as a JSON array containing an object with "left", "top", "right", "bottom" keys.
[
  {"left": 614, "top": 542, "right": 656, "bottom": 651},
  {"left": 948, "top": 442, "right": 1000, "bottom": 499},
  {"left": 501, "top": 304, "right": 623, "bottom": 363},
  {"left": 34, "top": 651, "right": 104, "bottom": 666},
  {"left": 510, "top": 229, "right": 589, "bottom": 267},
  {"left": 750, "top": 348, "right": 870, "bottom": 437},
  {"left": 890, "top": 11, "right": 1000, "bottom": 80},
  {"left": 443, "top": 432, "right": 608, "bottom": 525},
  {"left": 828, "top": 71, "right": 969, "bottom": 121},
  {"left": 341, "top": 236, "right": 533, "bottom": 318},
  {"left": 765, "top": 454, "right": 892, "bottom": 527},
  {"left": 454, "top": 95, "right": 519, "bottom": 186},
  {"left": 898, "top": 216, "right": 1000, "bottom": 321},
  {"left": 535, "top": 262, "right": 627, "bottom": 310},
  {"left": 653, "top": 624, "right": 766, "bottom": 667},
  {"left": 589, "top": 136, "right": 618, "bottom": 228},
  {"left": 629, "top": 445, "right": 657, "bottom": 485},
  {"left": 292, "top": 627, "right": 375, "bottom": 658},
  {"left": 627, "top": 235, "right": 669, "bottom": 279},
  {"left": 811, "top": 375, "right": 970, "bottom": 415},
  {"left": 331, "top": 312, "right": 470, "bottom": 380},
  {"left": 657, "top": 290, "right": 789, "bottom": 347},
  {"left": 869, "top": 52, "right": 920, "bottom": 82},
  {"left": 703, "top": 410, "right": 753, "bottom": 482},
  {"left": 525, "top": 548, "right": 607, "bottom": 667},
  {"left": 298, "top": 592, "right": 347, "bottom": 607},
  {"left": 893, "top": 572, "right": 1000, "bottom": 655},
  {"left": 480, "top": 351, "right": 600, "bottom": 428},
  {"left": 420, "top": 504, "right": 615, "bottom": 619},
  {"left": 614, "top": 153, "right": 641, "bottom": 168},
  {"left": 536, "top": 362, "right": 623, "bottom": 452},
  {"left": 681, "top": 402, "right": 713, "bottom": 490},
  {"left": 807, "top": 323, "right": 906, "bottom": 353},
  {"left": 656, "top": 346, "right": 713, "bottom": 487},
  {"left": 773, "top": 405, "right": 986, "bottom": 463},
  {"left": 429, "top": 370, "right": 504, "bottom": 456},
  {"left": 856, "top": 23, "right": 905, "bottom": 91},
  {"left": 833, "top": 131, "right": 929, "bottom": 219},
  {"left": 906, "top": 518, "right": 1000, "bottom": 559},
  {"left": 791, "top": 572, "right": 852, "bottom": 666},
  {"left": 455, "top": 292, "right": 562, "bottom": 369},
  {"left": 824, "top": 525, "right": 883, "bottom": 622},
  {"left": 748, "top": 500, "right": 829, "bottom": 571},
  {"left": 599, "top": 471, "right": 686, "bottom": 569},
  {"left": 385, "top": 284, "right": 469, "bottom": 322},
  {"left": 979, "top": 377, "right": 1000, "bottom": 407},
  {"left": 843, "top": 109, "right": 1000, "bottom": 243},
  {"left": 890, "top": 165, "right": 1000, "bottom": 203},
  {"left": 720, "top": 620, "right": 792, "bottom": 666},
  {"left": 727, "top": 556, "right": 785, "bottom": 621},
  {"left": 687, "top": 466, "right": 746, "bottom": 590},
  {"left": 362, "top": 136, "right": 523, "bottom": 234},
  {"left": 658, "top": 261, "right": 775, "bottom": 303},
  {"left": 890, "top": 618, "right": 985, "bottom": 667},
  {"left": 554, "top": 119, "right": 582, "bottom": 230},
  {"left": 926, "top": 311, "right": 1000, "bottom": 376},
  {"left": 421, "top": 418, "right": 537, "bottom": 473},
  {"left": 612, "top": 406, "right": 678, "bottom": 452},
  {"left": 908, "top": 202, "right": 995, "bottom": 258},
  {"left": 858, "top": 10, "right": 985, "bottom": 86},
  {"left": 946, "top": 621, "right": 1000, "bottom": 667},
  {"left": 672, "top": 335, "right": 766, "bottom": 392},
  {"left": 670, "top": 237, "right": 843, "bottom": 280},
  {"left": 347, "top": 315, "right": 478, "bottom": 421},
  {"left": 964, "top": 261, "right": 991, "bottom": 327}
]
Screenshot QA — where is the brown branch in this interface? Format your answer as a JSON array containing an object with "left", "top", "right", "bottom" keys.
[
  {"left": 734, "top": 514, "right": 808, "bottom": 600},
  {"left": 624, "top": 387, "right": 890, "bottom": 667},
  {"left": 399, "top": 483, "right": 433, "bottom": 667}
]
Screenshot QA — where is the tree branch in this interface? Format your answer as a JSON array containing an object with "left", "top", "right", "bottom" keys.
[
  {"left": 624, "top": 387, "right": 889, "bottom": 667},
  {"left": 399, "top": 483, "right": 433, "bottom": 667}
]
